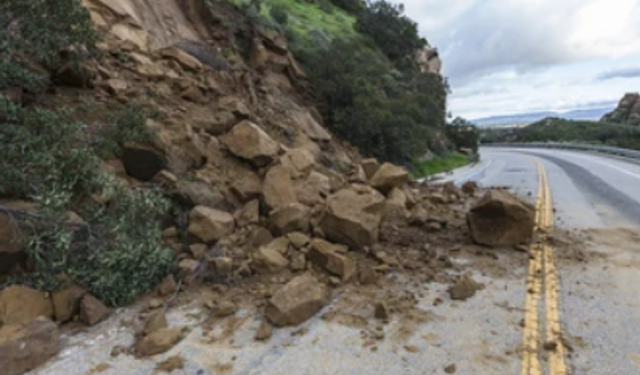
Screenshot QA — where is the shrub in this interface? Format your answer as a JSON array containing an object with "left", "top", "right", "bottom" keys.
[
  {"left": 270, "top": 3, "right": 289, "bottom": 26},
  {"left": 92, "top": 104, "right": 157, "bottom": 158},
  {"left": 445, "top": 117, "right": 480, "bottom": 153},
  {"left": 0, "top": 96, "right": 173, "bottom": 305},
  {"left": 299, "top": 38, "right": 447, "bottom": 164},
  {"left": 0, "top": 0, "right": 97, "bottom": 91}
]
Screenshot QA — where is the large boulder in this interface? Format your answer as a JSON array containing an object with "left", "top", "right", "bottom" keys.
[
  {"left": 187, "top": 206, "right": 235, "bottom": 243},
  {"left": 307, "top": 239, "right": 355, "bottom": 281},
  {"left": 0, "top": 285, "right": 53, "bottom": 325},
  {"left": 263, "top": 165, "right": 298, "bottom": 210},
  {"left": 467, "top": 190, "right": 535, "bottom": 246},
  {"left": 0, "top": 317, "right": 60, "bottom": 375},
  {"left": 265, "top": 274, "right": 327, "bottom": 326},
  {"left": 269, "top": 203, "right": 311, "bottom": 236},
  {"left": 319, "top": 186, "right": 385, "bottom": 248},
  {"left": 369, "top": 163, "right": 409, "bottom": 194},
  {"left": 220, "top": 121, "right": 280, "bottom": 167},
  {"left": 122, "top": 144, "right": 166, "bottom": 182}
]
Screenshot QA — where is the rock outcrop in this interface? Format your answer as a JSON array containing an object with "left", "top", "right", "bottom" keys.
[{"left": 601, "top": 93, "right": 640, "bottom": 125}]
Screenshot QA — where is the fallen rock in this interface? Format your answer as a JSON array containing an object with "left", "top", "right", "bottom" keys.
[
  {"left": 52, "top": 285, "right": 86, "bottom": 323},
  {"left": 360, "top": 158, "right": 380, "bottom": 180},
  {"left": 220, "top": 120, "right": 280, "bottom": 167},
  {"left": 269, "top": 203, "right": 311, "bottom": 236},
  {"left": 230, "top": 170, "right": 262, "bottom": 202},
  {"left": 289, "top": 253, "right": 306, "bottom": 271},
  {"left": 369, "top": 163, "right": 409, "bottom": 194},
  {"left": 252, "top": 244, "right": 290, "bottom": 274},
  {"left": 235, "top": 199, "right": 260, "bottom": 226},
  {"left": 461, "top": 181, "right": 477, "bottom": 195},
  {"left": 445, "top": 364, "right": 457, "bottom": 374},
  {"left": 79, "top": 294, "right": 110, "bottom": 326},
  {"left": 467, "top": 190, "right": 535, "bottom": 246},
  {"left": 263, "top": 165, "right": 298, "bottom": 210},
  {"left": 0, "top": 285, "right": 53, "bottom": 325},
  {"left": 1, "top": 201, "right": 35, "bottom": 274},
  {"left": 383, "top": 187, "right": 408, "bottom": 221},
  {"left": 374, "top": 302, "right": 390, "bottom": 321},
  {"left": 296, "top": 171, "right": 331, "bottom": 206},
  {"left": 157, "top": 275, "right": 177, "bottom": 297},
  {"left": 280, "top": 148, "right": 316, "bottom": 177},
  {"left": 450, "top": 274, "right": 479, "bottom": 300},
  {"left": 286, "top": 232, "right": 310, "bottom": 249},
  {"left": 307, "top": 239, "right": 355, "bottom": 281},
  {"left": 319, "top": 186, "right": 385, "bottom": 248},
  {"left": 255, "top": 320, "right": 273, "bottom": 341},
  {"left": 212, "top": 300, "right": 237, "bottom": 317},
  {"left": 187, "top": 206, "right": 235, "bottom": 243},
  {"left": 290, "top": 109, "right": 331, "bottom": 142},
  {"left": 265, "top": 274, "right": 327, "bottom": 326},
  {"left": 175, "top": 181, "right": 224, "bottom": 208},
  {"left": 358, "top": 266, "right": 378, "bottom": 285},
  {"left": 122, "top": 144, "right": 165, "bottom": 181},
  {"left": 135, "top": 328, "right": 183, "bottom": 357},
  {"left": 0, "top": 317, "right": 59, "bottom": 375},
  {"left": 144, "top": 311, "right": 168, "bottom": 335}
]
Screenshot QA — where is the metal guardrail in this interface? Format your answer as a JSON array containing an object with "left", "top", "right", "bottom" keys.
[{"left": 482, "top": 142, "right": 640, "bottom": 160}]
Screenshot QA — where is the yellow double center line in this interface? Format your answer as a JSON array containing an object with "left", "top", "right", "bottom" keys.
[{"left": 521, "top": 160, "right": 568, "bottom": 375}]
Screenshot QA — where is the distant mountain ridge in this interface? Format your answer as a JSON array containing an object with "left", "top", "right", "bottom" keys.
[
  {"left": 471, "top": 106, "right": 615, "bottom": 127},
  {"left": 601, "top": 93, "right": 640, "bottom": 126}
]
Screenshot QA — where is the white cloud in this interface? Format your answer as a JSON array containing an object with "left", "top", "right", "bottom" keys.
[{"left": 399, "top": 0, "right": 640, "bottom": 118}]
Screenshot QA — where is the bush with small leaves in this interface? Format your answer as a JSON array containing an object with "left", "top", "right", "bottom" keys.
[
  {"left": 0, "top": 0, "right": 97, "bottom": 91},
  {"left": 0, "top": 96, "right": 173, "bottom": 306}
]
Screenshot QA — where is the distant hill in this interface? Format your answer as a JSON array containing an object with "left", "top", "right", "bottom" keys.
[
  {"left": 480, "top": 117, "right": 640, "bottom": 150},
  {"left": 472, "top": 106, "right": 615, "bottom": 127},
  {"left": 601, "top": 93, "right": 640, "bottom": 126}
]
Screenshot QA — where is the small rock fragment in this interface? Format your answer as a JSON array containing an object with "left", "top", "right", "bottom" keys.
[
  {"left": 449, "top": 274, "right": 479, "bottom": 301},
  {"left": 374, "top": 302, "right": 390, "bottom": 321},
  {"left": 444, "top": 364, "right": 457, "bottom": 373},
  {"left": 157, "top": 275, "right": 177, "bottom": 296},
  {"left": 135, "top": 328, "right": 183, "bottom": 356},
  {"left": 255, "top": 320, "right": 273, "bottom": 341},
  {"left": 213, "top": 301, "right": 237, "bottom": 317},
  {"left": 144, "top": 311, "right": 168, "bottom": 335},
  {"left": 79, "top": 294, "right": 110, "bottom": 326}
]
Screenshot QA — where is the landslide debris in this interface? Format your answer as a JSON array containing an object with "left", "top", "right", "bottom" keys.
[{"left": 0, "top": 0, "right": 545, "bottom": 372}]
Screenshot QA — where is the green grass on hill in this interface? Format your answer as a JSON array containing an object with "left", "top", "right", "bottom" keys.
[
  {"left": 222, "top": 0, "right": 357, "bottom": 48},
  {"left": 411, "top": 152, "right": 470, "bottom": 178}
]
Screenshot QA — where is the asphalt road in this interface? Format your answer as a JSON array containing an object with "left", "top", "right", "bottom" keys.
[
  {"left": 447, "top": 148, "right": 640, "bottom": 375},
  {"left": 31, "top": 148, "right": 640, "bottom": 375}
]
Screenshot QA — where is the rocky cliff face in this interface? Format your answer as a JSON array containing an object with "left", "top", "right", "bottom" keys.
[
  {"left": 601, "top": 93, "right": 640, "bottom": 126},
  {"left": 415, "top": 44, "right": 442, "bottom": 75}
]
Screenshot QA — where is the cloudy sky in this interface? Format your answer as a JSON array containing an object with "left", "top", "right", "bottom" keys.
[{"left": 401, "top": 0, "right": 640, "bottom": 119}]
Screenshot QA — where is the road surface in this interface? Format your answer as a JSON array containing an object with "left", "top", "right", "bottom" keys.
[{"left": 31, "top": 148, "right": 640, "bottom": 375}]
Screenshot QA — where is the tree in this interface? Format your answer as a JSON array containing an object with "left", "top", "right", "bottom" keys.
[{"left": 355, "top": 0, "right": 426, "bottom": 69}]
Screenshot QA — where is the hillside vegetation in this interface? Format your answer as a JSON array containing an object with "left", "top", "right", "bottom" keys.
[
  {"left": 481, "top": 117, "right": 640, "bottom": 150},
  {"left": 223, "top": 0, "right": 456, "bottom": 165}
]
